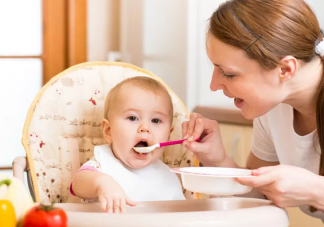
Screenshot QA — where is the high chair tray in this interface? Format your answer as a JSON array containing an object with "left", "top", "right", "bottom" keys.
[{"left": 55, "top": 197, "right": 289, "bottom": 227}]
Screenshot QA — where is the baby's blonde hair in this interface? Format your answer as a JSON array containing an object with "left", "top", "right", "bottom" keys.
[{"left": 104, "top": 76, "right": 173, "bottom": 123}]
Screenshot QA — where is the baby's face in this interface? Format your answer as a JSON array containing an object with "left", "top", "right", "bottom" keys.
[{"left": 103, "top": 84, "right": 173, "bottom": 169}]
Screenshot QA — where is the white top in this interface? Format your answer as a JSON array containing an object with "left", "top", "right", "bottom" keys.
[
  {"left": 252, "top": 103, "right": 323, "bottom": 220},
  {"left": 93, "top": 144, "right": 185, "bottom": 202}
]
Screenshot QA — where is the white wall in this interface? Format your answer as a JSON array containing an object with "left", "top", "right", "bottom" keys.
[
  {"left": 120, "top": 0, "right": 188, "bottom": 105},
  {"left": 91, "top": 0, "right": 324, "bottom": 112},
  {"left": 87, "top": 0, "right": 120, "bottom": 61},
  {"left": 193, "top": 0, "right": 233, "bottom": 110},
  {"left": 0, "top": 1, "right": 42, "bottom": 170},
  {"left": 119, "top": 0, "right": 231, "bottom": 111},
  {"left": 120, "top": 0, "right": 144, "bottom": 67},
  {"left": 143, "top": 0, "right": 188, "bottom": 105},
  {"left": 306, "top": 0, "right": 324, "bottom": 29}
]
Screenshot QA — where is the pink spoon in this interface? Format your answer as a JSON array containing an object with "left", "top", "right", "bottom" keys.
[{"left": 133, "top": 138, "right": 201, "bottom": 153}]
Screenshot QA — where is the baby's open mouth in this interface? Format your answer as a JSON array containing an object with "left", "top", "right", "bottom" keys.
[{"left": 133, "top": 141, "right": 148, "bottom": 156}]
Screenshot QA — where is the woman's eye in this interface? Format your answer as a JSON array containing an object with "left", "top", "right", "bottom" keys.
[
  {"left": 151, "top": 118, "right": 161, "bottom": 124},
  {"left": 215, "top": 66, "right": 235, "bottom": 79},
  {"left": 222, "top": 71, "right": 235, "bottom": 79},
  {"left": 127, "top": 116, "right": 138, "bottom": 121}
]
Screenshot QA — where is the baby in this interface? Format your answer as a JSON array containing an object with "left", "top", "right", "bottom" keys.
[{"left": 70, "top": 76, "right": 185, "bottom": 213}]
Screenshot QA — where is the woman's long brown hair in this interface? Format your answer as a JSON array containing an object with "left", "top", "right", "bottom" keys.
[{"left": 209, "top": 0, "right": 324, "bottom": 212}]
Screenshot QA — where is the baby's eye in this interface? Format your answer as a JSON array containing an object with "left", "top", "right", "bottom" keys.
[
  {"left": 151, "top": 118, "right": 161, "bottom": 124},
  {"left": 127, "top": 116, "right": 138, "bottom": 121}
]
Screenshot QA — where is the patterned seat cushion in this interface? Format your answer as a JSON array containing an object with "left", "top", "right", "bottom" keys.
[{"left": 22, "top": 62, "right": 196, "bottom": 203}]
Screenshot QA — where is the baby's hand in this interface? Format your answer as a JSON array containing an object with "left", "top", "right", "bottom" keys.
[{"left": 97, "top": 176, "right": 136, "bottom": 213}]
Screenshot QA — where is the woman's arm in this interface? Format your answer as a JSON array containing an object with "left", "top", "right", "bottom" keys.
[
  {"left": 310, "top": 175, "right": 324, "bottom": 212},
  {"left": 246, "top": 152, "right": 279, "bottom": 169},
  {"left": 216, "top": 150, "right": 280, "bottom": 169}
]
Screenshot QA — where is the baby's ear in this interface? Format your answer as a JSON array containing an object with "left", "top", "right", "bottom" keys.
[{"left": 102, "top": 119, "right": 112, "bottom": 144}]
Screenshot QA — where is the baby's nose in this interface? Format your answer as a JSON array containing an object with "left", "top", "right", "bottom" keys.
[{"left": 138, "top": 124, "right": 150, "bottom": 133}]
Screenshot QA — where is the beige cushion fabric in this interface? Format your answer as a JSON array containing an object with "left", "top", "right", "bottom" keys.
[{"left": 23, "top": 62, "right": 195, "bottom": 203}]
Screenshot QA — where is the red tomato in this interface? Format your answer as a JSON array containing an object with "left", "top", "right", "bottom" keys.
[{"left": 23, "top": 204, "right": 67, "bottom": 227}]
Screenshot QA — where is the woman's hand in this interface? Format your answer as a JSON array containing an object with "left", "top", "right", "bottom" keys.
[
  {"left": 236, "top": 165, "right": 324, "bottom": 209},
  {"left": 181, "top": 113, "right": 228, "bottom": 167},
  {"left": 97, "top": 175, "right": 136, "bottom": 213}
]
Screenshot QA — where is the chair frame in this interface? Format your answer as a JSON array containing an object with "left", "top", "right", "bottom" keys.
[
  {"left": 12, "top": 156, "right": 35, "bottom": 201},
  {"left": 17, "top": 62, "right": 200, "bottom": 202}
]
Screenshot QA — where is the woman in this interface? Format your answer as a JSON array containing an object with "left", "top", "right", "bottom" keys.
[{"left": 182, "top": 0, "right": 324, "bottom": 220}]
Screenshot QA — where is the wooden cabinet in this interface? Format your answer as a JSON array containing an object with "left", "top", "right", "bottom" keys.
[
  {"left": 286, "top": 207, "right": 323, "bottom": 227},
  {"left": 218, "top": 123, "right": 252, "bottom": 168}
]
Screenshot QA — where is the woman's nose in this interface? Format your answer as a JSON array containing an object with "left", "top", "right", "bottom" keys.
[{"left": 210, "top": 69, "right": 225, "bottom": 91}]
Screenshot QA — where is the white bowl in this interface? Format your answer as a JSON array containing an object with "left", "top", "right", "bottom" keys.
[{"left": 172, "top": 167, "right": 254, "bottom": 196}]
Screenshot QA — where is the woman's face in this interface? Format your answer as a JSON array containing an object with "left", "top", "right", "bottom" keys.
[{"left": 207, "top": 35, "right": 288, "bottom": 119}]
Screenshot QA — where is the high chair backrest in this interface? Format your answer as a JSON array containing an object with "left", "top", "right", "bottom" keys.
[{"left": 22, "top": 62, "right": 198, "bottom": 204}]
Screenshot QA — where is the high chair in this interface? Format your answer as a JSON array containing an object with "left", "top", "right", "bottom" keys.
[
  {"left": 15, "top": 62, "right": 198, "bottom": 204},
  {"left": 14, "top": 62, "right": 289, "bottom": 226}
]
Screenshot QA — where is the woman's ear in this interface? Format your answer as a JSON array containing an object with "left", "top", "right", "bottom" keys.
[
  {"left": 279, "top": 56, "right": 298, "bottom": 82},
  {"left": 102, "top": 119, "right": 112, "bottom": 144}
]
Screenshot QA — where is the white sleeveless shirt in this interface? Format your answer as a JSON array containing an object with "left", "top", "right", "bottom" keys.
[{"left": 94, "top": 144, "right": 185, "bottom": 202}]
